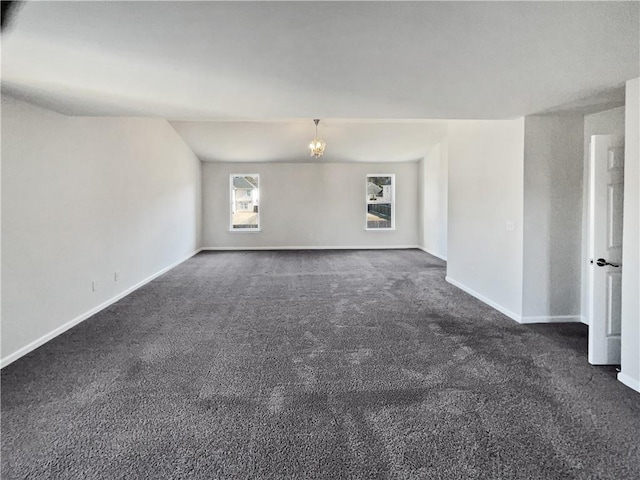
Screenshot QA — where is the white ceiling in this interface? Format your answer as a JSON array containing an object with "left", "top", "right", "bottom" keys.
[
  {"left": 2, "top": 1, "right": 638, "bottom": 162},
  {"left": 170, "top": 119, "right": 448, "bottom": 163}
]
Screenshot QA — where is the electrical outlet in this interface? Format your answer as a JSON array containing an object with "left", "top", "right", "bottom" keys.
[
  {"left": 114, "top": 272, "right": 119, "bottom": 282},
  {"left": 92, "top": 281, "right": 98, "bottom": 292},
  {"left": 505, "top": 221, "right": 515, "bottom": 232}
]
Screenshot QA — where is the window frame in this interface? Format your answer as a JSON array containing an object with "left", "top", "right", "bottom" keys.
[
  {"left": 229, "top": 173, "right": 261, "bottom": 232},
  {"left": 365, "top": 173, "right": 396, "bottom": 231}
]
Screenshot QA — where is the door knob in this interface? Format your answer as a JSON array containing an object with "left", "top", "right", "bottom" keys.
[{"left": 596, "top": 258, "right": 620, "bottom": 267}]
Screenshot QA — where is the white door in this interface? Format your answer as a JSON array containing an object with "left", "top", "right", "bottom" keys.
[{"left": 588, "top": 134, "right": 624, "bottom": 365}]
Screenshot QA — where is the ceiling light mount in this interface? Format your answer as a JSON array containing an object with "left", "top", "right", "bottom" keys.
[{"left": 309, "top": 119, "right": 326, "bottom": 158}]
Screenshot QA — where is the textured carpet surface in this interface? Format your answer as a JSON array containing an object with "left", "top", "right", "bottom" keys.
[{"left": 2, "top": 249, "right": 640, "bottom": 479}]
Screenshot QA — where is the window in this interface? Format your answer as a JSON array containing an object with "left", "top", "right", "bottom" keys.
[
  {"left": 366, "top": 174, "right": 395, "bottom": 230},
  {"left": 230, "top": 174, "right": 260, "bottom": 231}
]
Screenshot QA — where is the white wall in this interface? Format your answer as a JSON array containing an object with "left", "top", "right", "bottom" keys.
[
  {"left": 620, "top": 78, "right": 640, "bottom": 392},
  {"left": 581, "top": 107, "right": 626, "bottom": 323},
  {"left": 418, "top": 159, "right": 425, "bottom": 249},
  {"left": 1, "top": 96, "right": 202, "bottom": 365},
  {"left": 523, "top": 115, "right": 584, "bottom": 321},
  {"left": 420, "top": 140, "right": 448, "bottom": 260},
  {"left": 446, "top": 119, "right": 525, "bottom": 320},
  {"left": 201, "top": 162, "right": 419, "bottom": 249}
]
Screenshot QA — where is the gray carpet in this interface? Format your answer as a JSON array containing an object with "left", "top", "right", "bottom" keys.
[{"left": 2, "top": 249, "right": 639, "bottom": 479}]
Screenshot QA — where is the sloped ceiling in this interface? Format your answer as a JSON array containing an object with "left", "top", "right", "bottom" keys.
[
  {"left": 170, "top": 120, "right": 448, "bottom": 163},
  {"left": 1, "top": 1, "right": 638, "bottom": 162}
]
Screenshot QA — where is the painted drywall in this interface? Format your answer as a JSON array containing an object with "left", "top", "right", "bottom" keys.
[
  {"left": 620, "top": 78, "right": 640, "bottom": 392},
  {"left": 580, "top": 107, "right": 626, "bottom": 323},
  {"left": 1, "top": 96, "right": 202, "bottom": 364},
  {"left": 418, "top": 159, "right": 425, "bottom": 249},
  {"left": 420, "top": 141, "right": 448, "bottom": 259},
  {"left": 201, "top": 162, "right": 419, "bottom": 249},
  {"left": 523, "top": 115, "right": 584, "bottom": 321},
  {"left": 446, "top": 119, "right": 525, "bottom": 320}
]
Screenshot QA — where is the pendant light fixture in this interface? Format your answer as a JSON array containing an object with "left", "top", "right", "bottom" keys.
[{"left": 309, "top": 119, "right": 326, "bottom": 158}]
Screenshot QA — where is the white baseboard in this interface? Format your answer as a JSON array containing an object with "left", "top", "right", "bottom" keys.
[
  {"left": 519, "top": 315, "right": 584, "bottom": 324},
  {"left": 418, "top": 246, "right": 447, "bottom": 261},
  {"left": 618, "top": 372, "right": 640, "bottom": 393},
  {"left": 445, "top": 276, "right": 522, "bottom": 322},
  {"left": 0, "top": 248, "right": 202, "bottom": 369},
  {"left": 201, "top": 245, "right": 421, "bottom": 251}
]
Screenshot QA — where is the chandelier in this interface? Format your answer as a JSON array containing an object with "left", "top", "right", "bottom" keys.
[{"left": 309, "top": 119, "right": 326, "bottom": 158}]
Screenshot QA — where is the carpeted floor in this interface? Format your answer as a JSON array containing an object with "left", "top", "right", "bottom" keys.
[{"left": 2, "top": 249, "right": 640, "bottom": 479}]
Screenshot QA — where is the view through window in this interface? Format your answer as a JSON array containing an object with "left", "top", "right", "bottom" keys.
[
  {"left": 366, "top": 174, "right": 395, "bottom": 230},
  {"left": 230, "top": 174, "right": 260, "bottom": 230}
]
